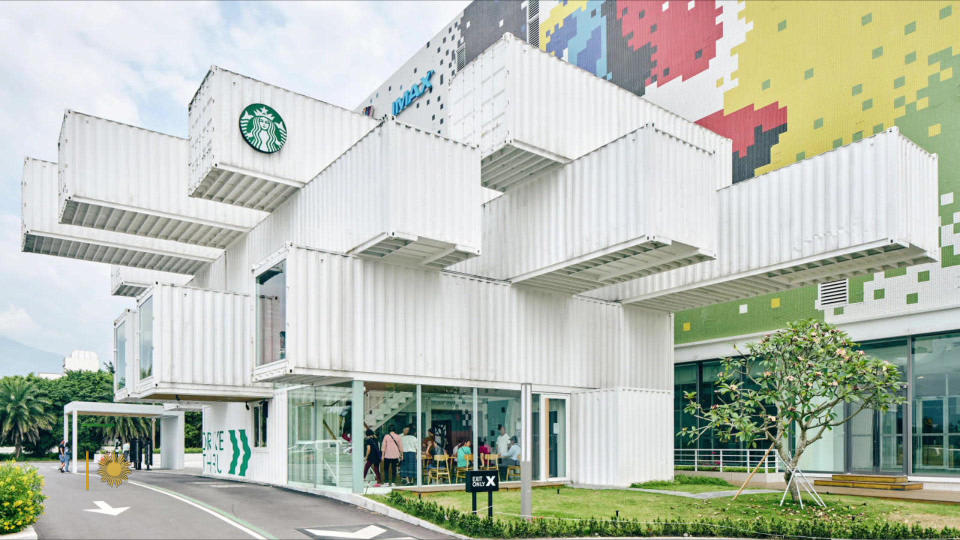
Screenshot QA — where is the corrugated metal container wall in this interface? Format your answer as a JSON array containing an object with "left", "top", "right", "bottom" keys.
[
  {"left": 570, "top": 388, "right": 673, "bottom": 486},
  {"left": 285, "top": 122, "right": 481, "bottom": 254},
  {"left": 453, "top": 127, "right": 718, "bottom": 280},
  {"left": 590, "top": 129, "right": 940, "bottom": 302},
  {"left": 449, "top": 34, "right": 732, "bottom": 188},
  {"left": 146, "top": 284, "right": 271, "bottom": 398},
  {"left": 58, "top": 112, "right": 265, "bottom": 238},
  {"left": 21, "top": 158, "right": 221, "bottom": 274},
  {"left": 284, "top": 247, "right": 673, "bottom": 390},
  {"left": 188, "top": 67, "right": 377, "bottom": 192}
]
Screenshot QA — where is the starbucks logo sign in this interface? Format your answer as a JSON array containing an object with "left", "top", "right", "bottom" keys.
[{"left": 239, "top": 104, "right": 287, "bottom": 153}]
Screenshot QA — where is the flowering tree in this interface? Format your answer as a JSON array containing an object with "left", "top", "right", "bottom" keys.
[{"left": 681, "top": 320, "right": 905, "bottom": 502}]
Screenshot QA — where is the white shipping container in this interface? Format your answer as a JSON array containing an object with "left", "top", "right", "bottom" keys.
[
  {"left": 254, "top": 246, "right": 673, "bottom": 391},
  {"left": 135, "top": 284, "right": 272, "bottom": 401},
  {"left": 113, "top": 309, "right": 137, "bottom": 401},
  {"left": 201, "top": 399, "right": 286, "bottom": 483},
  {"left": 22, "top": 158, "right": 221, "bottom": 275},
  {"left": 188, "top": 66, "right": 377, "bottom": 212},
  {"left": 58, "top": 112, "right": 267, "bottom": 248},
  {"left": 110, "top": 266, "right": 193, "bottom": 297},
  {"left": 570, "top": 388, "right": 673, "bottom": 487},
  {"left": 453, "top": 125, "right": 718, "bottom": 293},
  {"left": 449, "top": 33, "right": 732, "bottom": 191},
  {"left": 591, "top": 129, "right": 940, "bottom": 311}
]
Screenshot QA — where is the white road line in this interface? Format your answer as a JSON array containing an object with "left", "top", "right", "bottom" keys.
[{"left": 129, "top": 480, "right": 267, "bottom": 540}]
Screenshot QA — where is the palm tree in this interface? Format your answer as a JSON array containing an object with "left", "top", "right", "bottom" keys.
[
  {"left": 0, "top": 377, "right": 54, "bottom": 458},
  {"left": 105, "top": 416, "right": 151, "bottom": 446}
]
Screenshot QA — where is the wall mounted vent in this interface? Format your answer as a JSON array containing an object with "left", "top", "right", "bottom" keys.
[{"left": 817, "top": 279, "right": 849, "bottom": 309}]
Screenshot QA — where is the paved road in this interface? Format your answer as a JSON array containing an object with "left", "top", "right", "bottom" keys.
[{"left": 34, "top": 462, "right": 448, "bottom": 539}]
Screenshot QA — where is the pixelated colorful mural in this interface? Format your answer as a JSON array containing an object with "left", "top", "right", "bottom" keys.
[{"left": 536, "top": 0, "right": 960, "bottom": 344}]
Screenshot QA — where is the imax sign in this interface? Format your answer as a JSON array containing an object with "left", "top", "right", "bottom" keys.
[{"left": 392, "top": 70, "right": 434, "bottom": 116}]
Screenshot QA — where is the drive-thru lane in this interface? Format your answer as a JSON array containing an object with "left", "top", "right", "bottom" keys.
[{"left": 34, "top": 463, "right": 448, "bottom": 539}]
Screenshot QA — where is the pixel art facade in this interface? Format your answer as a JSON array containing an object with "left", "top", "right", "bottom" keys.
[{"left": 359, "top": 0, "right": 960, "bottom": 345}]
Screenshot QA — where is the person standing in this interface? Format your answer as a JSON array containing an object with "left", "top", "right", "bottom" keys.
[
  {"left": 63, "top": 441, "right": 72, "bottom": 473},
  {"left": 363, "top": 429, "right": 382, "bottom": 486},
  {"left": 496, "top": 425, "right": 511, "bottom": 457},
  {"left": 57, "top": 440, "right": 66, "bottom": 473},
  {"left": 381, "top": 425, "right": 403, "bottom": 487},
  {"left": 400, "top": 426, "right": 418, "bottom": 484}
]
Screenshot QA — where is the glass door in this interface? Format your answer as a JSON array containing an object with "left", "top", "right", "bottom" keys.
[
  {"left": 536, "top": 395, "right": 568, "bottom": 480},
  {"left": 846, "top": 339, "right": 908, "bottom": 475}
]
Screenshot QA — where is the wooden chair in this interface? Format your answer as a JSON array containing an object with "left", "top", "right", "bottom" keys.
[
  {"left": 506, "top": 464, "right": 522, "bottom": 481},
  {"left": 428, "top": 454, "right": 451, "bottom": 484},
  {"left": 481, "top": 453, "right": 499, "bottom": 472},
  {"left": 455, "top": 454, "right": 473, "bottom": 483}
]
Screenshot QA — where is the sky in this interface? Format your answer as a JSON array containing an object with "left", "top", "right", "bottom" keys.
[{"left": 0, "top": 1, "right": 468, "bottom": 367}]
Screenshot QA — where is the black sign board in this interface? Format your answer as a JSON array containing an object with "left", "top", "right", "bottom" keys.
[
  {"left": 465, "top": 470, "right": 499, "bottom": 517},
  {"left": 466, "top": 470, "right": 500, "bottom": 493}
]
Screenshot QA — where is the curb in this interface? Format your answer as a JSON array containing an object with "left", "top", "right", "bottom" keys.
[{"left": 0, "top": 526, "right": 37, "bottom": 540}]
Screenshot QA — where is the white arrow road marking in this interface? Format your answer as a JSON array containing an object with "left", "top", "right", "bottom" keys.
[
  {"left": 84, "top": 501, "right": 129, "bottom": 516},
  {"left": 304, "top": 525, "right": 385, "bottom": 539}
]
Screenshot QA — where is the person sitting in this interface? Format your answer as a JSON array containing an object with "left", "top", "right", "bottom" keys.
[
  {"left": 499, "top": 436, "right": 521, "bottom": 479},
  {"left": 456, "top": 439, "right": 473, "bottom": 469},
  {"left": 477, "top": 438, "right": 492, "bottom": 466}
]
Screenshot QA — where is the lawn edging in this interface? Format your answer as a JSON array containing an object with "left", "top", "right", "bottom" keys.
[
  {"left": 0, "top": 525, "right": 36, "bottom": 540},
  {"left": 380, "top": 490, "right": 960, "bottom": 539}
]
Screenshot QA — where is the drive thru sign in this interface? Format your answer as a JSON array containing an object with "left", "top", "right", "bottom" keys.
[{"left": 465, "top": 470, "right": 499, "bottom": 517}]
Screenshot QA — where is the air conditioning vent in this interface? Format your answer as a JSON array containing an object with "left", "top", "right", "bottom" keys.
[
  {"left": 817, "top": 279, "right": 848, "bottom": 309},
  {"left": 528, "top": 20, "right": 539, "bottom": 48},
  {"left": 457, "top": 44, "right": 466, "bottom": 70},
  {"left": 528, "top": 0, "right": 539, "bottom": 18}
]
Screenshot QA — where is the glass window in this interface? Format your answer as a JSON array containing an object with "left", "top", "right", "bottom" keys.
[
  {"left": 287, "top": 383, "right": 355, "bottom": 490},
  {"left": 364, "top": 383, "right": 417, "bottom": 485},
  {"left": 546, "top": 398, "right": 567, "bottom": 478},
  {"left": 913, "top": 332, "right": 960, "bottom": 474},
  {"left": 421, "top": 385, "right": 473, "bottom": 485},
  {"left": 257, "top": 261, "right": 286, "bottom": 366},
  {"left": 115, "top": 322, "right": 126, "bottom": 389},
  {"left": 674, "top": 364, "right": 697, "bottom": 449},
  {"left": 478, "top": 389, "right": 521, "bottom": 479},
  {"left": 139, "top": 297, "right": 153, "bottom": 379},
  {"left": 253, "top": 402, "right": 268, "bottom": 448}
]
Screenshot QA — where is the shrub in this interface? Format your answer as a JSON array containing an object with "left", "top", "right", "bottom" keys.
[
  {"left": 381, "top": 491, "right": 960, "bottom": 539},
  {"left": 633, "top": 474, "right": 733, "bottom": 489},
  {"left": 0, "top": 462, "right": 45, "bottom": 534}
]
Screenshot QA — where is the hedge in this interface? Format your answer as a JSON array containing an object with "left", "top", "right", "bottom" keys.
[
  {"left": 384, "top": 491, "right": 960, "bottom": 539},
  {"left": 0, "top": 462, "right": 45, "bottom": 534}
]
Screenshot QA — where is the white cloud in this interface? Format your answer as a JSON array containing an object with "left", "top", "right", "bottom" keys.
[
  {"left": 0, "top": 304, "right": 40, "bottom": 337},
  {"left": 0, "top": 1, "right": 467, "bottom": 363}
]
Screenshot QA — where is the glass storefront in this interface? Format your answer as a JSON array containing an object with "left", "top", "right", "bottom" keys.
[
  {"left": 256, "top": 261, "right": 286, "bottom": 367},
  {"left": 115, "top": 321, "right": 126, "bottom": 389},
  {"left": 912, "top": 332, "right": 960, "bottom": 475},
  {"left": 287, "top": 382, "right": 356, "bottom": 490},
  {"left": 676, "top": 330, "right": 960, "bottom": 476},
  {"left": 289, "top": 381, "right": 566, "bottom": 491},
  {"left": 139, "top": 297, "right": 153, "bottom": 379}
]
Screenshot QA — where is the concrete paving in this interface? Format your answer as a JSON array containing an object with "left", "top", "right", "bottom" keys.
[{"left": 33, "top": 462, "right": 450, "bottom": 539}]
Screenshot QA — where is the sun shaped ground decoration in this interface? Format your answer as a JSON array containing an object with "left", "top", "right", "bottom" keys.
[{"left": 97, "top": 452, "right": 132, "bottom": 488}]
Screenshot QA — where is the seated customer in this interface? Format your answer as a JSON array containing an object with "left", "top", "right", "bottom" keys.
[
  {"left": 456, "top": 439, "right": 473, "bottom": 469},
  {"left": 499, "top": 436, "right": 521, "bottom": 479},
  {"left": 477, "top": 438, "right": 492, "bottom": 466}
]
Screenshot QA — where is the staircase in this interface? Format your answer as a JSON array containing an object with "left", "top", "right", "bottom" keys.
[
  {"left": 814, "top": 474, "right": 923, "bottom": 491},
  {"left": 365, "top": 391, "right": 415, "bottom": 431}
]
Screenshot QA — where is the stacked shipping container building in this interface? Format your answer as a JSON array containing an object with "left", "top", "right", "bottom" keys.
[{"left": 19, "top": 0, "right": 957, "bottom": 488}]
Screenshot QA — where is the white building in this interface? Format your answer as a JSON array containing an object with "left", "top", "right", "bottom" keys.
[
  {"left": 20, "top": 34, "right": 939, "bottom": 491},
  {"left": 64, "top": 350, "right": 99, "bottom": 372}
]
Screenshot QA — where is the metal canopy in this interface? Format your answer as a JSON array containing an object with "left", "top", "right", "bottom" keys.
[
  {"left": 349, "top": 232, "right": 479, "bottom": 270},
  {"left": 625, "top": 240, "right": 933, "bottom": 312},
  {"left": 60, "top": 199, "right": 248, "bottom": 249},
  {"left": 110, "top": 267, "right": 192, "bottom": 298},
  {"left": 512, "top": 236, "right": 715, "bottom": 295},
  {"left": 63, "top": 401, "right": 169, "bottom": 418},
  {"left": 22, "top": 232, "right": 213, "bottom": 275},
  {"left": 481, "top": 141, "right": 569, "bottom": 192},
  {"left": 190, "top": 164, "right": 304, "bottom": 213}
]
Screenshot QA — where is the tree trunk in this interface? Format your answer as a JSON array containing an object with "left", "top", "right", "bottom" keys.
[
  {"left": 775, "top": 445, "right": 803, "bottom": 504},
  {"left": 14, "top": 434, "right": 22, "bottom": 459}
]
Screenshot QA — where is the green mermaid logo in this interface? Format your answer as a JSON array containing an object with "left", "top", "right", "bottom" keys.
[{"left": 239, "top": 104, "right": 287, "bottom": 153}]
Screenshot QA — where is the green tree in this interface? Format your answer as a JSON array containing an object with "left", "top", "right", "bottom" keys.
[
  {"left": 23, "top": 371, "right": 116, "bottom": 456},
  {"left": 0, "top": 377, "right": 55, "bottom": 458},
  {"left": 681, "top": 320, "right": 905, "bottom": 502},
  {"left": 104, "top": 416, "right": 151, "bottom": 447}
]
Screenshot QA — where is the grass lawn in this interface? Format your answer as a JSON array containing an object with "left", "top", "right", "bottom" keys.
[
  {"left": 376, "top": 486, "right": 960, "bottom": 530},
  {"left": 632, "top": 474, "right": 736, "bottom": 493}
]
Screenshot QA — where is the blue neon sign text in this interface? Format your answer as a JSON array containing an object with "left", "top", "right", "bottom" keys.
[{"left": 392, "top": 70, "right": 434, "bottom": 116}]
